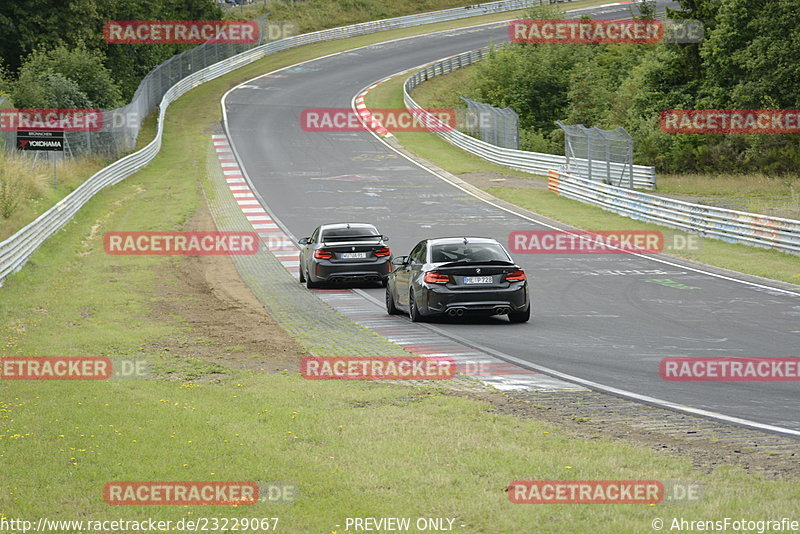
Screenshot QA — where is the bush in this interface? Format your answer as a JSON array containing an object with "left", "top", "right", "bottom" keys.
[{"left": 12, "top": 44, "right": 122, "bottom": 109}]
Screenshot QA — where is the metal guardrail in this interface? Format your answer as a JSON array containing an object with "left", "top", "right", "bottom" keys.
[
  {"left": 0, "top": 0, "right": 543, "bottom": 285},
  {"left": 548, "top": 170, "right": 800, "bottom": 255},
  {"left": 403, "top": 47, "right": 658, "bottom": 189}
]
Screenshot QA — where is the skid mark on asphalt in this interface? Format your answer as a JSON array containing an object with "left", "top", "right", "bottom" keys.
[{"left": 212, "top": 133, "right": 584, "bottom": 392}]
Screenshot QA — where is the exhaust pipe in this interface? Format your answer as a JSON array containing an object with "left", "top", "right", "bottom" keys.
[
  {"left": 494, "top": 307, "right": 510, "bottom": 315},
  {"left": 447, "top": 309, "right": 458, "bottom": 317},
  {"left": 455, "top": 309, "right": 464, "bottom": 317}
]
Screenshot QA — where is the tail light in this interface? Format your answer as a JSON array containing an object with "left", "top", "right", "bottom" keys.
[
  {"left": 505, "top": 269, "right": 526, "bottom": 282},
  {"left": 314, "top": 249, "right": 333, "bottom": 259},
  {"left": 424, "top": 271, "right": 450, "bottom": 284},
  {"left": 374, "top": 247, "right": 391, "bottom": 257}
]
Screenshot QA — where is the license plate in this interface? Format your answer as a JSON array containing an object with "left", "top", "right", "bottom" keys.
[
  {"left": 464, "top": 276, "right": 493, "bottom": 284},
  {"left": 340, "top": 252, "right": 366, "bottom": 259}
]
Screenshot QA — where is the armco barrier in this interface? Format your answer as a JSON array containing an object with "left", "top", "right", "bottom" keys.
[
  {"left": 0, "top": 0, "right": 546, "bottom": 285},
  {"left": 403, "top": 47, "right": 658, "bottom": 189},
  {"left": 547, "top": 170, "right": 800, "bottom": 255}
]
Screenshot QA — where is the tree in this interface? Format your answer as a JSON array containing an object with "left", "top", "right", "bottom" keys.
[
  {"left": 13, "top": 70, "right": 92, "bottom": 109},
  {"left": 701, "top": 0, "right": 800, "bottom": 108},
  {"left": 633, "top": 0, "right": 657, "bottom": 20},
  {"left": 0, "top": 60, "right": 11, "bottom": 101},
  {"left": 0, "top": 0, "right": 224, "bottom": 100},
  {"left": 12, "top": 44, "right": 122, "bottom": 108}
]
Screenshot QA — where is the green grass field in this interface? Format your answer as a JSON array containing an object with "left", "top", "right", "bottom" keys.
[{"left": 2, "top": 8, "right": 799, "bottom": 533}]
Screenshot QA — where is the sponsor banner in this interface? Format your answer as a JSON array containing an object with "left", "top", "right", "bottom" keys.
[
  {"left": 104, "top": 232, "right": 259, "bottom": 255},
  {"left": 509, "top": 19, "right": 663, "bottom": 44},
  {"left": 103, "top": 482, "right": 258, "bottom": 505},
  {"left": 660, "top": 109, "right": 800, "bottom": 134},
  {"left": 104, "top": 21, "right": 260, "bottom": 45},
  {"left": 300, "top": 356, "right": 456, "bottom": 380},
  {"left": 300, "top": 108, "right": 456, "bottom": 133},
  {"left": 509, "top": 230, "right": 664, "bottom": 254},
  {"left": 1, "top": 108, "right": 103, "bottom": 132},
  {"left": 660, "top": 358, "right": 800, "bottom": 381},
  {"left": 0, "top": 357, "right": 150, "bottom": 380},
  {"left": 509, "top": 480, "right": 663, "bottom": 504},
  {"left": 16, "top": 131, "right": 64, "bottom": 152}
]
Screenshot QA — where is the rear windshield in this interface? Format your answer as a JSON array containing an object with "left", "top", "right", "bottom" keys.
[
  {"left": 430, "top": 242, "right": 510, "bottom": 264},
  {"left": 321, "top": 227, "right": 380, "bottom": 241}
]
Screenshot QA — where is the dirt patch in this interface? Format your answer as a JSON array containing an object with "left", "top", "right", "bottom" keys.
[
  {"left": 459, "top": 172, "right": 547, "bottom": 190},
  {"left": 145, "top": 200, "right": 305, "bottom": 375},
  {"left": 456, "top": 390, "right": 800, "bottom": 480}
]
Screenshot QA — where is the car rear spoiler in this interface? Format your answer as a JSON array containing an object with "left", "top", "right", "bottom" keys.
[
  {"left": 437, "top": 260, "right": 515, "bottom": 269},
  {"left": 322, "top": 238, "right": 383, "bottom": 247}
]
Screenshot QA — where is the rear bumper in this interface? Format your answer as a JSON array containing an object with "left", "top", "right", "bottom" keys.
[
  {"left": 421, "top": 283, "right": 529, "bottom": 315},
  {"left": 312, "top": 258, "right": 391, "bottom": 283}
]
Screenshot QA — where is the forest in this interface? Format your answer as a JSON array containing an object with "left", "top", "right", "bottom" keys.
[{"left": 466, "top": 0, "right": 800, "bottom": 173}]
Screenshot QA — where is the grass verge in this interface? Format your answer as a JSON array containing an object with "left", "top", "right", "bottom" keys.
[
  {"left": 0, "top": 152, "right": 110, "bottom": 241},
  {"left": 367, "top": 74, "right": 800, "bottom": 285},
  {"left": 1, "top": 10, "right": 798, "bottom": 533}
]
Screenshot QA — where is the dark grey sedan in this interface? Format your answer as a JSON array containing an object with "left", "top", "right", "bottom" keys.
[
  {"left": 298, "top": 223, "right": 391, "bottom": 288},
  {"left": 386, "top": 237, "right": 530, "bottom": 323}
]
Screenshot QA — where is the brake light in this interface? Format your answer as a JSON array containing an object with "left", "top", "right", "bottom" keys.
[
  {"left": 314, "top": 249, "right": 333, "bottom": 259},
  {"left": 424, "top": 271, "right": 450, "bottom": 284},
  {"left": 505, "top": 269, "right": 526, "bottom": 282},
  {"left": 374, "top": 247, "right": 391, "bottom": 257}
]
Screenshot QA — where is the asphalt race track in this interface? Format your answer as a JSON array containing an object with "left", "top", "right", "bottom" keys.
[{"left": 224, "top": 2, "right": 800, "bottom": 431}]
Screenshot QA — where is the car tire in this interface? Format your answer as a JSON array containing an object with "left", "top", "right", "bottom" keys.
[
  {"left": 385, "top": 286, "right": 400, "bottom": 315},
  {"left": 508, "top": 306, "right": 530, "bottom": 323},
  {"left": 380, "top": 277, "right": 388, "bottom": 288},
  {"left": 409, "top": 291, "right": 424, "bottom": 323},
  {"left": 298, "top": 266, "right": 306, "bottom": 283},
  {"left": 305, "top": 269, "right": 320, "bottom": 289}
]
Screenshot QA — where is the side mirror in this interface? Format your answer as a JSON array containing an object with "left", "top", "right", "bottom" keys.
[
  {"left": 382, "top": 235, "right": 390, "bottom": 242},
  {"left": 391, "top": 256, "right": 408, "bottom": 266},
  {"left": 298, "top": 237, "right": 311, "bottom": 245}
]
